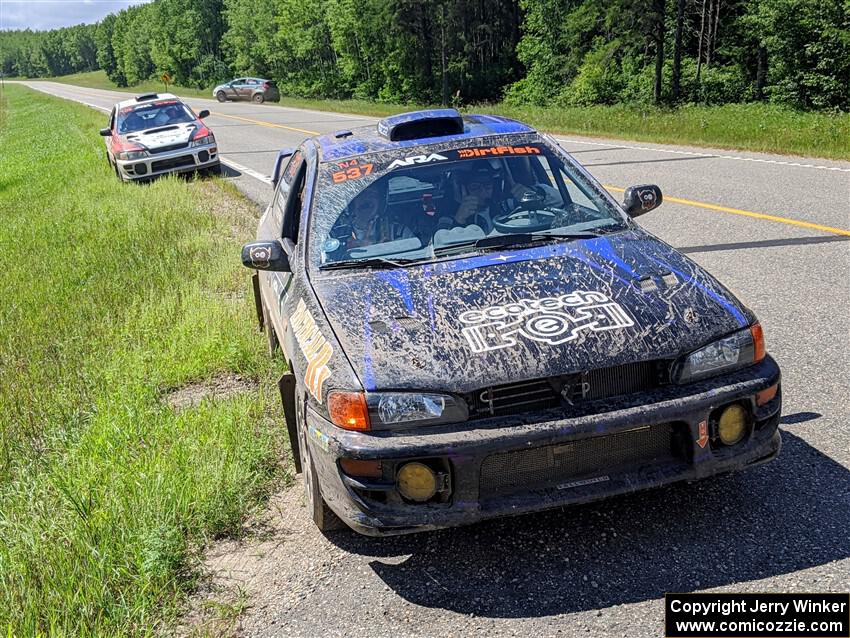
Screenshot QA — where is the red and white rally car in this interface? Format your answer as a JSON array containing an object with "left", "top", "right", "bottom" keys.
[{"left": 100, "top": 93, "right": 220, "bottom": 181}]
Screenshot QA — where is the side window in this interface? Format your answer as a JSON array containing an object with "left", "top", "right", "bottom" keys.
[
  {"left": 109, "top": 108, "right": 116, "bottom": 131},
  {"left": 284, "top": 151, "right": 303, "bottom": 186},
  {"left": 273, "top": 150, "right": 305, "bottom": 242},
  {"left": 553, "top": 163, "right": 601, "bottom": 213}
]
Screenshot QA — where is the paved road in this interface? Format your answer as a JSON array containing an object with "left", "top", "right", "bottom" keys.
[{"left": 21, "top": 81, "right": 850, "bottom": 638}]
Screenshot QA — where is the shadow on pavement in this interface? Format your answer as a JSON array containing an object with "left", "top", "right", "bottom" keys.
[
  {"left": 678, "top": 236, "right": 849, "bottom": 255},
  {"left": 219, "top": 163, "right": 242, "bottom": 179},
  {"left": 328, "top": 426, "right": 849, "bottom": 618},
  {"left": 585, "top": 155, "right": 710, "bottom": 167}
]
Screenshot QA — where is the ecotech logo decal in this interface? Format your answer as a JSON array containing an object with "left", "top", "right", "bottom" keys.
[
  {"left": 460, "top": 290, "right": 634, "bottom": 353},
  {"left": 291, "top": 299, "right": 333, "bottom": 402}
]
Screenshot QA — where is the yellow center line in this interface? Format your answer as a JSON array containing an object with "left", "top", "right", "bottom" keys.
[
  {"left": 604, "top": 185, "right": 850, "bottom": 238},
  {"left": 208, "top": 110, "right": 320, "bottom": 136}
]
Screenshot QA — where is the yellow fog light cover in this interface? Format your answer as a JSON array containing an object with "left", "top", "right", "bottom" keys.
[
  {"left": 396, "top": 462, "right": 436, "bottom": 502},
  {"left": 718, "top": 404, "right": 747, "bottom": 445}
]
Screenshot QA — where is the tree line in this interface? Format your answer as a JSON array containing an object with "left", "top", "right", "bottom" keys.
[{"left": 1, "top": 0, "right": 847, "bottom": 110}]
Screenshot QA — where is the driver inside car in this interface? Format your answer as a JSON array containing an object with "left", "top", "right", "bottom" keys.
[
  {"left": 339, "top": 183, "right": 414, "bottom": 250},
  {"left": 444, "top": 162, "right": 560, "bottom": 234}
]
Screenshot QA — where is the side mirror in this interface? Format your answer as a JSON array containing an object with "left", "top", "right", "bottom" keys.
[
  {"left": 623, "top": 184, "right": 663, "bottom": 217},
  {"left": 271, "top": 148, "right": 296, "bottom": 188},
  {"left": 197, "top": 109, "right": 210, "bottom": 119},
  {"left": 99, "top": 127, "right": 111, "bottom": 136},
  {"left": 241, "top": 240, "right": 290, "bottom": 272}
]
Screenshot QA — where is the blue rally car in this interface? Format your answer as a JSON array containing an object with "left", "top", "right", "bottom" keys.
[{"left": 241, "top": 109, "right": 782, "bottom": 536}]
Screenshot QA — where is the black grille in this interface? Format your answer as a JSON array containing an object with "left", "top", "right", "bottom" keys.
[
  {"left": 151, "top": 155, "right": 196, "bottom": 172},
  {"left": 479, "top": 423, "right": 679, "bottom": 500},
  {"left": 469, "top": 379, "right": 561, "bottom": 417},
  {"left": 148, "top": 142, "right": 189, "bottom": 155},
  {"left": 467, "top": 360, "right": 666, "bottom": 419}
]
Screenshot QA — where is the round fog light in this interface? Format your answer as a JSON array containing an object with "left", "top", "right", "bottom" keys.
[
  {"left": 396, "top": 462, "right": 436, "bottom": 502},
  {"left": 718, "top": 404, "right": 747, "bottom": 445}
]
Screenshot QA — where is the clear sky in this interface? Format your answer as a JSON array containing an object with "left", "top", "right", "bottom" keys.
[{"left": 0, "top": 0, "right": 152, "bottom": 31}]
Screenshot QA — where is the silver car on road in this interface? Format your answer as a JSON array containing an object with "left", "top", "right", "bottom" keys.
[
  {"left": 213, "top": 77, "right": 280, "bottom": 103},
  {"left": 100, "top": 93, "right": 220, "bottom": 182}
]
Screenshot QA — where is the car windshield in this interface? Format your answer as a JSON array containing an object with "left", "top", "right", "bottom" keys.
[
  {"left": 310, "top": 137, "right": 628, "bottom": 269},
  {"left": 118, "top": 101, "right": 196, "bottom": 134}
]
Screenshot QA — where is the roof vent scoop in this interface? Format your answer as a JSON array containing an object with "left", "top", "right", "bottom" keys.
[
  {"left": 135, "top": 93, "right": 160, "bottom": 102},
  {"left": 377, "top": 109, "right": 464, "bottom": 141}
]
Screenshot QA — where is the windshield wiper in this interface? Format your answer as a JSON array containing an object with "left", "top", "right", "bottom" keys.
[
  {"left": 319, "top": 256, "right": 419, "bottom": 270},
  {"left": 433, "top": 231, "right": 599, "bottom": 256}
]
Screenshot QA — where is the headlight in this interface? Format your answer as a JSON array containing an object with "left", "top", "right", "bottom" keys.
[
  {"left": 673, "top": 324, "right": 765, "bottom": 384},
  {"left": 191, "top": 134, "right": 215, "bottom": 147},
  {"left": 116, "top": 149, "right": 147, "bottom": 160},
  {"left": 328, "top": 391, "right": 468, "bottom": 431}
]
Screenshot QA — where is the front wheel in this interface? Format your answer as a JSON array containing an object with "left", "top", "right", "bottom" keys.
[
  {"left": 252, "top": 93, "right": 264, "bottom": 104},
  {"left": 216, "top": 91, "right": 227, "bottom": 103},
  {"left": 296, "top": 394, "right": 344, "bottom": 532}
]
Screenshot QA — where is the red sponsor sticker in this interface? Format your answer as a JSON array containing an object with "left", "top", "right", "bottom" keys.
[
  {"left": 457, "top": 145, "right": 541, "bottom": 158},
  {"left": 331, "top": 163, "right": 374, "bottom": 184}
]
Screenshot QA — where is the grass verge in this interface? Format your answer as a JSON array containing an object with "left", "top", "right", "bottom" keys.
[
  {"left": 0, "top": 84, "right": 287, "bottom": 636},
  {"left": 36, "top": 70, "right": 850, "bottom": 160}
]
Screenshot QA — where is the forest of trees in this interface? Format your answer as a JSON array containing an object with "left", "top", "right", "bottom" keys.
[{"left": 1, "top": 0, "right": 847, "bottom": 110}]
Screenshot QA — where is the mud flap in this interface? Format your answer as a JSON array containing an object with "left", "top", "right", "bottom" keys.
[
  {"left": 278, "top": 373, "right": 302, "bottom": 473},
  {"left": 251, "top": 271, "right": 264, "bottom": 331}
]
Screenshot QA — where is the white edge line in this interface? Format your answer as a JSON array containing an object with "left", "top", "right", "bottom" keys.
[
  {"left": 219, "top": 157, "right": 272, "bottom": 185},
  {"left": 554, "top": 137, "right": 850, "bottom": 173}
]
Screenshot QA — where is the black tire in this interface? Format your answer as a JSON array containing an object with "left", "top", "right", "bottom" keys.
[
  {"left": 216, "top": 91, "right": 227, "bottom": 103},
  {"left": 252, "top": 93, "right": 265, "bottom": 104},
  {"left": 262, "top": 300, "right": 279, "bottom": 357},
  {"left": 296, "top": 393, "right": 344, "bottom": 532}
]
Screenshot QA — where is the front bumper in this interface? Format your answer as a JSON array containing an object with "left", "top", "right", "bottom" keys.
[
  {"left": 114, "top": 142, "right": 219, "bottom": 181},
  {"left": 306, "top": 356, "right": 782, "bottom": 536}
]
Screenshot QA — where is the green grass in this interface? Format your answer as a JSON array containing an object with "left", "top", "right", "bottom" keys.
[
  {"left": 39, "top": 70, "right": 850, "bottom": 160},
  {"left": 0, "top": 84, "right": 288, "bottom": 636},
  {"left": 37, "top": 69, "right": 211, "bottom": 99}
]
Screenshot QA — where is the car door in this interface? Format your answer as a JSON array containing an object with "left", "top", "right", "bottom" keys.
[
  {"left": 229, "top": 78, "right": 245, "bottom": 101},
  {"left": 245, "top": 78, "right": 260, "bottom": 99},
  {"left": 106, "top": 107, "right": 117, "bottom": 159},
  {"left": 238, "top": 78, "right": 255, "bottom": 100},
  {"left": 259, "top": 148, "right": 307, "bottom": 344}
]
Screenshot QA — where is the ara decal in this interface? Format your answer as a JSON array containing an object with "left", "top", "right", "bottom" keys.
[
  {"left": 459, "top": 290, "right": 634, "bottom": 353},
  {"left": 387, "top": 153, "right": 448, "bottom": 170},
  {"left": 290, "top": 299, "right": 333, "bottom": 402}
]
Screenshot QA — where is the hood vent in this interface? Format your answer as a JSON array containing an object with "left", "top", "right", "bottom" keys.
[
  {"left": 637, "top": 276, "right": 658, "bottom": 292},
  {"left": 636, "top": 271, "right": 678, "bottom": 292}
]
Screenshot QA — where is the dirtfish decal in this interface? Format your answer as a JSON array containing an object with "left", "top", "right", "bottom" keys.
[
  {"left": 460, "top": 290, "right": 634, "bottom": 353},
  {"left": 291, "top": 299, "right": 333, "bottom": 402}
]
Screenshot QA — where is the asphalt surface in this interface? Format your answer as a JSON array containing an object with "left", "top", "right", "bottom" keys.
[{"left": 19, "top": 81, "right": 850, "bottom": 637}]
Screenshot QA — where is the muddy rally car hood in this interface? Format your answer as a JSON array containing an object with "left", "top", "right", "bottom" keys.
[
  {"left": 123, "top": 122, "right": 198, "bottom": 150},
  {"left": 314, "top": 229, "right": 753, "bottom": 393}
]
